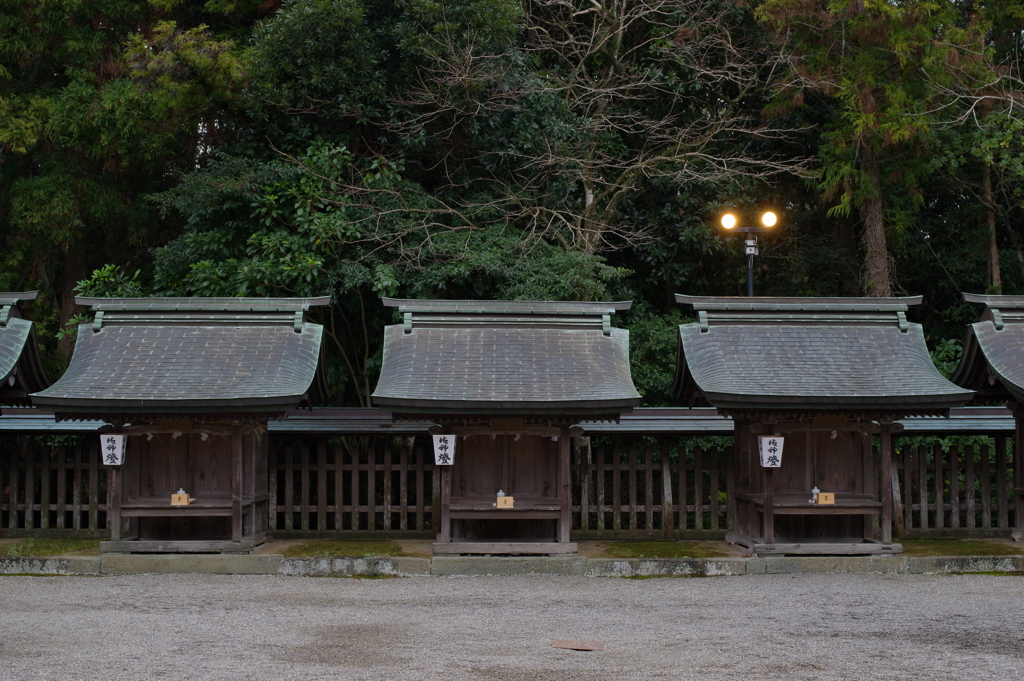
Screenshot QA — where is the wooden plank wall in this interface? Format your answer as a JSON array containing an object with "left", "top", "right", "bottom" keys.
[
  {"left": 0, "top": 438, "right": 107, "bottom": 536},
  {"left": 1, "top": 434, "right": 1018, "bottom": 538}
]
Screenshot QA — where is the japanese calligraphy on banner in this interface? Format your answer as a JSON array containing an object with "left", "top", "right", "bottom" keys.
[
  {"left": 758, "top": 436, "right": 784, "bottom": 468},
  {"left": 100, "top": 434, "right": 127, "bottom": 466},
  {"left": 432, "top": 434, "right": 455, "bottom": 466}
]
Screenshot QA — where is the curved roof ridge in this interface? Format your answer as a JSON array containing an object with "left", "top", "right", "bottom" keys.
[
  {"left": 675, "top": 294, "right": 921, "bottom": 312},
  {"left": 76, "top": 296, "right": 331, "bottom": 311},
  {"left": 382, "top": 298, "right": 631, "bottom": 315},
  {"left": 32, "top": 296, "right": 328, "bottom": 416}
]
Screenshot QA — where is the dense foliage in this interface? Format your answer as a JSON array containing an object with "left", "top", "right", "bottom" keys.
[{"left": 3, "top": 0, "right": 1023, "bottom": 406}]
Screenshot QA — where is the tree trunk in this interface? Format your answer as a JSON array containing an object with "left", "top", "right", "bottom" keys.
[
  {"left": 579, "top": 178, "right": 600, "bottom": 255},
  {"left": 814, "top": 184, "right": 860, "bottom": 295},
  {"left": 984, "top": 163, "right": 1002, "bottom": 294},
  {"left": 56, "top": 248, "right": 86, "bottom": 365},
  {"left": 861, "top": 143, "right": 893, "bottom": 297}
]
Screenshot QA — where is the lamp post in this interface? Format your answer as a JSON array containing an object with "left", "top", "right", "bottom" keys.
[{"left": 720, "top": 211, "right": 778, "bottom": 296}]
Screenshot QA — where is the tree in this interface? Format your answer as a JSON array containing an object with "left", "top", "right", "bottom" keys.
[
  {"left": 0, "top": 1, "right": 252, "bottom": 368},
  {"left": 757, "top": 0, "right": 1012, "bottom": 296},
  {"left": 145, "top": 139, "right": 624, "bottom": 405},
  {"left": 385, "top": 0, "right": 813, "bottom": 254}
]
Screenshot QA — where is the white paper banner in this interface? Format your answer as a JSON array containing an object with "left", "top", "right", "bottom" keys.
[
  {"left": 101, "top": 433, "right": 127, "bottom": 466},
  {"left": 758, "top": 436, "right": 784, "bottom": 468},
  {"left": 432, "top": 434, "right": 455, "bottom": 466}
]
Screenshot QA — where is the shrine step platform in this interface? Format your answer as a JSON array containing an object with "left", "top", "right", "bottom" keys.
[
  {"left": 727, "top": 533, "right": 903, "bottom": 556},
  {"left": 100, "top": 533, "right": 268, "bottom": 555}
]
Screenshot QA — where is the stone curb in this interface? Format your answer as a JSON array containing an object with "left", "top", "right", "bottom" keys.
[
  {"left": 101, "top": 554, "right": 282, "bottom": 575},
  {"left": 906, "top": 555, "right": 1024, "bottom": 574},
  {"left": 749, "top": 556, "right": 908, "bottom": 575},
  {"left": 280, "top": 556, "right": 431, "bottom": 577},
  {"left": 0, "top": 556, "right": 101, "bottom": 575},
  {"left": 430, "top": 556, "right": 588, "bottom": 576},
  {"left": 2, "top": 554, "right": 1022, "bottom": 577}
]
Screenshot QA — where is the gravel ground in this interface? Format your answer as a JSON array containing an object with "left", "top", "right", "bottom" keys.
[{"left": 1, "top": 573, "right": 1022, "bottom": 680}]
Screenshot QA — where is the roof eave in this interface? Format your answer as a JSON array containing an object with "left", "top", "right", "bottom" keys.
[
  {"left": 700, "top": 390, "right": 974, "bottom": 412},
  {"left": 371, "top": 395, "right": 642, "bottom": 415},
  {"left": 30, "top": 395, "right": 305, "bottom": 414},
  {"left": 950, "top": 322, "right": 1024, "bottom": 403}
]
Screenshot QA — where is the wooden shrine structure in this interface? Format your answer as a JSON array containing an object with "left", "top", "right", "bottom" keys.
[
  {"left": 0, "top": 292, "right": 51, "bottom": 404},
  {"left": 372, "top": 299, "right": 641, "bottom": 555},
  {"left": 31, "top": 296, "right": 329, "bottom": 553},
  {"left": 673, "top": 295, "right": 974, "bottom": 555},
  {"left": 950, "top": 293, "right": 1024, "bottom": 540}
]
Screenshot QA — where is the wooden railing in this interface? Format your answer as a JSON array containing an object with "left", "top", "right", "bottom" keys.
[
  {"left": 0, "top": 438, "right": 107, "bottom": 536},
  {"left": 0, "top": 433, "right": 1017, "bottom": 539},
  {"left": 574, "top": 439, "right": 731, "bottom": 538},
  {"left": 268, "top": 439, "right": 438, "bottom": 534},
  {"left": 892, "top": 438, "right": 1016, "bottom": 535}
]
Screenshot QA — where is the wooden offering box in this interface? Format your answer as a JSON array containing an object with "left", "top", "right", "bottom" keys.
[
  {"left": 732, "top": 421, "right": 898, "bottom": 554},
  {"left": 109, "top": 426, "right": 269, "bottom": 552},
  {"left": 446, "top": 433, "right": 560, "bottom": 547}
]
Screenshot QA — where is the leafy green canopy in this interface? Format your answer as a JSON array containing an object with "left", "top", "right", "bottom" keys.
[
  {"left": 0, "top": 1, "right": 255, "bottom": 374},
  {"left": 24, "top": 0, "right": 1021, "bottom": 409},
  {"left": 757, "top": 0, "right": 1007, "bottom": 296},
  {"left": 145, "top": 138, "right": 624, "bottom": 404}
]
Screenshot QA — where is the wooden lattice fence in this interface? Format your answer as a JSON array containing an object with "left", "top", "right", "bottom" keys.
[
  {"left": 0, "top": 437, "right": 107, "bottom": 536},
  {"left": 268, "top": 439, "right": 438, "bottom": 535},
  {"left": 0, "top": 433, "right": 1017, "bottom": 538},
  {"left": 893, "top": 438, "right": 1017, "bottom": 534}
]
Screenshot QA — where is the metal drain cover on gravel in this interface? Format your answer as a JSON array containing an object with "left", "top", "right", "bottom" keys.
[{"left": 553, "top": 640, "right": 604, "bottom": 651}]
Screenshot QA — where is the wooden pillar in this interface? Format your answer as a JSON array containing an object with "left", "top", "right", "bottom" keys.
[
  {"left": 661, "top": 438, "right": 674, "bottom": 540},
  {"left": 579, "top": 438, "right": 590, "bottom": 532},
  {"left": 758, "top": 425, "right": 774, "bottom": 545},
  {"left": 559, "top": 426, "right": 571, "bottom": 544},
  {"left": 232, "top": 425, "right": 243, "bottom": 542},
  {"left": 881, "top": 421, "right": 893, "bottom": 545},
  {"left": 1015, "top": 412, "right": 1024, "bottom": 539},
  {"left": 862, "top": 432, "right": 876, "bottom": 541},
  {"left": 108, "top": 465, "right": 122, "bottom": 541},
  {"left": 438, "top": 465, "right": 452, "bottom": 542}
]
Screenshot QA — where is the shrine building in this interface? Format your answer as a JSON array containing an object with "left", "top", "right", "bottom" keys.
[
  {"left": 950, "top": 293, "right": 1024, "bottom": 540},
  {"left": 0, "top": 292, "right": 51, "bottom": 404},
  {"left": 672, "top": 295, "right": 974, "bottom": 555},
  {"left": 31, "top": 296, "right": 329, "bottom": 554},
  {"left": 371, "top": 298, "right": 642, "bottom": 555}
]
